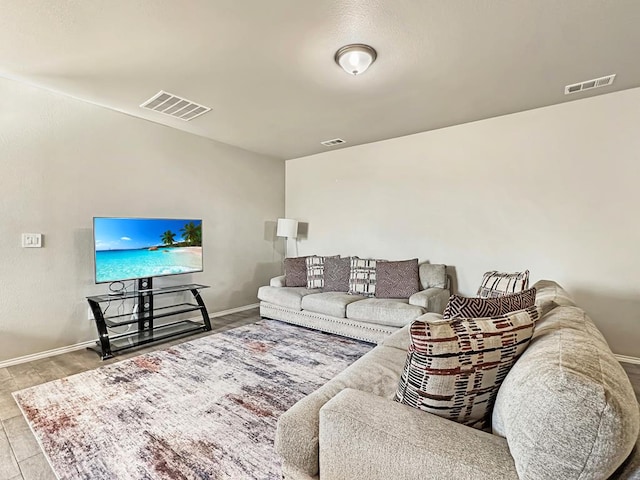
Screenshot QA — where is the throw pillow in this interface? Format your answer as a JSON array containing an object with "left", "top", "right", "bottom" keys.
[
  {"left": 394, "top": 306, "right": 539, "bottom": 430},
  {"left": 305, "top": 255, "right": 338, "bottom": 289},
  {"left": 323, "top": 256, "right": 351, "bottom": 292},
  {"left": 283, "top": 256, "right": 308, "bottom": 287},
  {"left": 375, "top": 259, "right": 420, "bottom": 299},
  {"left": 477, "top": 270, "right": 530, "bottom": 298},
  {"left": 442, "top": 287, "right": 537, "bottom": 319},
  {"left": 348, "top": 257, "right": 378, "bottom": 297}
]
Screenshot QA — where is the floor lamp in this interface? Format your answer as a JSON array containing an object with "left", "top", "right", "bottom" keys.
[{"left": 277, "top": 218, "right": 298, "bottom": 257}]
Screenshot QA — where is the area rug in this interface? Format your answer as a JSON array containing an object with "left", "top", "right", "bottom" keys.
[{"left": 13, "top": 320, "right": 373, "bottom": 479}]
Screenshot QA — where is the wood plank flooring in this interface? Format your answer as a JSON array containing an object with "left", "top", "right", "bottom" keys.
[{"left": 1, "top": 308, "right": 639, "bottom": 480}]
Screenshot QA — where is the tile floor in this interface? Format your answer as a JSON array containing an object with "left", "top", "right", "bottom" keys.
[
  {"left": 0, "top": 309, "right": 260, "bottom": 480},
  {"left": 1, "top": 309, "right": 640, "bottom": 480}
]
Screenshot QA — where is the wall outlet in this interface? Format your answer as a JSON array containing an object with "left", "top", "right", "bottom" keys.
[{"left": 87, "top": 306, "right": 94, "bottom": 321}]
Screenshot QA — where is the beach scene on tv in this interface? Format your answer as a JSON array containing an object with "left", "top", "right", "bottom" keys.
[{"left": 94, "top": 218, "right": 203, "bottom": 283}]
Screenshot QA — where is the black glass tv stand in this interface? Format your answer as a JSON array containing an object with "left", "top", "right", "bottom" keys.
[{"left": 86, "top": 278, "right": 211, "bottom": 360}]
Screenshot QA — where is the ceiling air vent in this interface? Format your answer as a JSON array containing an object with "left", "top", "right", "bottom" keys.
[
  {"left": 564, "top": 74, "right": 616, "bottom": 95},
  {"left": 321, "top": 138, "right": 346, "bottom": 147},
  {"left": 140, "top": 91, "right": 211, "bottom": 121}
]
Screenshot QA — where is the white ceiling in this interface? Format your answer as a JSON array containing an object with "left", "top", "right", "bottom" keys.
[{"left": 1, "top": 0, "right": 639, "bottom": 160}]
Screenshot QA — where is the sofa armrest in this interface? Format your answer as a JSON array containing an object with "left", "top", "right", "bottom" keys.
[
  {"left": 270, "top": 275, "right": 286, "bottom": 287},
  {"left": 319, "top": 389, "right": 518, "bottom": 480},
  {"left": 409, "top": 287, "right": 450, "bottom": 313}
]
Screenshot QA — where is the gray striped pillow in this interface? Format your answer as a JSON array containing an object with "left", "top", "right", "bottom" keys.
[
  {"left": 305, "top": 255, "right": 338, "bottom": 289},
  {"left": 348, "top": 258, "right": 378, "bottom": 297},
  {"left": 477, "top": 270, "right": 530, "bottom": 298}
]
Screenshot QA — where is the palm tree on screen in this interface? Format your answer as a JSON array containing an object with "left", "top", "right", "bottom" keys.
[
  {"left": 161, "top": 230, "right": 176, "bottom": 246},
  {"left": 180, "top": 222, "right": 201, "bottom": 246}
]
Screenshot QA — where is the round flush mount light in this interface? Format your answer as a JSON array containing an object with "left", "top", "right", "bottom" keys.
[{"left": 335, "top": 44, "right": 377, "bottom": 76}]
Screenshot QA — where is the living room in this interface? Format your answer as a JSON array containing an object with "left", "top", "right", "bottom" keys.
[{"left": 1, "top": 1, "right": 639, "bottom": 479}]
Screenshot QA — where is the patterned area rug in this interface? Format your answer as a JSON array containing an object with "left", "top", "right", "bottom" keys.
[{"left": 13, "top": 320, "right": 372, "bottom": 479}]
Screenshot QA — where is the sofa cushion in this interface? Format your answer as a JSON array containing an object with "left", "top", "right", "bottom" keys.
[
  {"left": 492, "top": 304, "right": 640, "bottom": 479},
  {"left": 442, "top": 287, "right": 537, "bottom": 319},
  {"left": 284, "top": 256, "right": 309, "bottom": 287},
  {"left": 257, "top": 286, "right": 320, "bottom": 311},
  {"left": 346, "top": 298, "right": 424, "bottom": 328},
  {"left": 348, "top": 258, "right": 378, "bottom": 297},
  {"left": 323, "top": 256, "right": 351, "bottom": 292},
  {"left": 477, "top": 270, "right": 529, "bottom": 298},
  {"left": 419, "top": 263, "right": 447, "bottom": 289},
  {"left": 375, "top": 259, "right": 420, "bottom": 299},
  {"left": 319, "top": 389, "right": 520, "bottom": 480},
  {"left": 301, "top": 292, "right": 364, "bottom": 318},
  {"left": 395, "top": 306, "right": 538, "bottom": 430}
]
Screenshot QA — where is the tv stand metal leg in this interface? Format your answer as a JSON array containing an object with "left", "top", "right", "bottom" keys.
[
  {"left": 191, "top": 288, "right": 212, "bottom": 331},
  {"left": 88, "top": 299, "right": 113, "bottom": 360}
]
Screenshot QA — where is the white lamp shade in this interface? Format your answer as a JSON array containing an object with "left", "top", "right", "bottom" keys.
[{"left": 277, "top": 218, "right": 298, "bottom": 238}]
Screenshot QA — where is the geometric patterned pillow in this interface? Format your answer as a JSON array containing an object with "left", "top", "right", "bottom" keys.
[
  {"left": 442, "top": 287, "right": 537, "bottom": 319},
  {"left": 305, "top": 255, "right": 338, "bottom": 289},
  {"left": 283, "top": 256, "right": 309, "bottom": 287},
  {"left": 394, "top": 306, "right": 539, "bottom": 430},
  {"left": 323, "top": 256, "right": 351, "bottom": 292},
  {"left": 348, "top": 258, "right": 378, "bottom": 297},
  {"left": 477, "top": 270, "right": 530, "bottom": 298},
  {"left": 374, "top": 259, "right": 420, "bottom": 299}
]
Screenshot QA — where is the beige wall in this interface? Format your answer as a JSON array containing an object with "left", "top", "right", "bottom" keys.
[
  {"left": 286, "top": 87, "right": 640, "bottom": 357},
  {"left": 0, "top": 77, "right": 285, "bottom": 363}
]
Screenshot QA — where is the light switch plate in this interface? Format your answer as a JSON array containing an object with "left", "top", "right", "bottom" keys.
[{"left": 22, "top": 233, "right": 42, "bottom": 248}]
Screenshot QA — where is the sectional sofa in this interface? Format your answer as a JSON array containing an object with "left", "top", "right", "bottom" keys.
[
  {"left": 274, "top": 280, "right": 640, "bottom": 480},
  {"left": 257, "top": 263, "right": 450, "bottom": 343}
]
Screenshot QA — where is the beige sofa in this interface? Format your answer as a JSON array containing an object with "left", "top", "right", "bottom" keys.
[
  {"left": 275, "top": 280, "right": 640, "bottom": 480},
  {"left": 257, "top": 263, "right": 450, "bottom": 343}
]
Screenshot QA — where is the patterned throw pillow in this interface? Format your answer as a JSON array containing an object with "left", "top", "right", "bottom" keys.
[
  {"left": 283, "top": 256, "right": 308, "bottom": 287},
  {"left": 323, "top": 257, "right": 351, "bottom": 292},
  {"left": 443, "top": 287, "right": 537, "bottom": 319},
  {"left": 394, "top": 306, "right": 539, "bottom": 430},
  {"left": 375, "top": 259, "right": 420, "bottom": 299},
  {"left": 305, "top": 255, "right": 338, "bottom": 289},
  {"left": 477, "top": 270, "right": 530, "bottom": 298},
  {"left": 348, "top": 258, "right": 378, "bottom": 297}
]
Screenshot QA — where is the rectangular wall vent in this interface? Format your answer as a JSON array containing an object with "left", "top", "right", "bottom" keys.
[
  {"left": 321, "top": 138, "right": 346, "bottom": 147},
  {"left": 565, "top": 74, "right": 616, "bottom": 95},
  {"left": 140, "top": 91, "right": 211, "bottom": 121}
]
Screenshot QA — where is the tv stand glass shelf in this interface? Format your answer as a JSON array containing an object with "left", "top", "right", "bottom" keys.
[{"left": 86, "top": 279, "right": 211, "bottom": 360}]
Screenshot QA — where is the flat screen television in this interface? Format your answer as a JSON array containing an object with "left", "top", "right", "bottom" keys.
[{"left": 93, "top": 217, "right": 203, "bottom": 284}]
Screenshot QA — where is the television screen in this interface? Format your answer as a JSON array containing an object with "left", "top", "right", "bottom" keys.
[{"left": 93, "top": 217, "right": 203, "bottom": 283}]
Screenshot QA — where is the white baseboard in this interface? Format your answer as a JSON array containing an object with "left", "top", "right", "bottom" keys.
[
  {"left": 0, "top": 341, "right": 96, "bottom": 369},
  {"left": 0, "top": 304, "right": 260, "bottom": 369},
  {"left": 210, "top": 303, "right": 259, "bottom": 318},
  {"left": 615, "top": 354, "right": 640, "bottom": 365}
]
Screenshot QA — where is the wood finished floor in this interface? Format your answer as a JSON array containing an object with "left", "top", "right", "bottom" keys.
[{"left": 1, "top": 309, "right": 639, "bottom": 480}]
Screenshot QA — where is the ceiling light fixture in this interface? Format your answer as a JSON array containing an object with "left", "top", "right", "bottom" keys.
[{"left": 335, "top": 44, "right": 377, "bottom": 76}]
